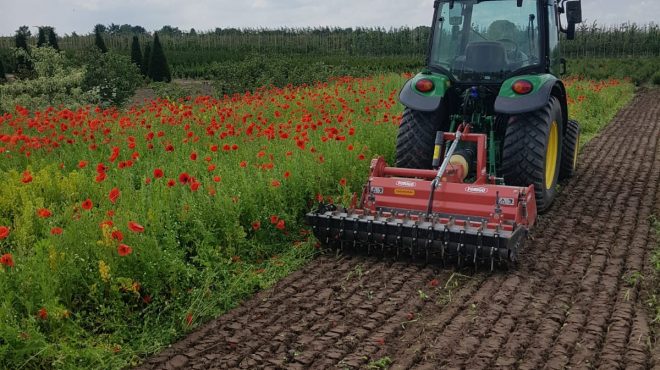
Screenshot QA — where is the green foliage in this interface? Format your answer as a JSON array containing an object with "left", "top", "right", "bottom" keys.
[
  {"left": 141, "top": 43, "right": 151, "bottom": 77},
  {"left": 130, "top": 36, "right": 143, "bottom": 71},
  {"left": 211, "top": 53, "right": 423, "bottom": 95},
  {"left": 95, "top": 28, "right": 108, "bottom": 53},
  {"left": 567, "top": 57, "right": 660, "bottom": 85},
  {"left": 148, "top": 33, "right": 171, "bottom": 82},
  {"left": 652, "top": 71, "right": 660, "bottom": 86},
  {"left": 82, "top": 51, "right": 142, "bottom": 107},
  {"left": 0, "top": 48, "right": 92, "bottom": 113}
]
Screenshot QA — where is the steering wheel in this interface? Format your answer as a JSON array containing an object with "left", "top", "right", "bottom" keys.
[{"left": 497, "top": 39, "right": 519, "bottom": 56}]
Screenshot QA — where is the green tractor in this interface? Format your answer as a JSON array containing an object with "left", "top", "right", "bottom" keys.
[
  {"left": 397, "top": 0, "right": 583, "bottom": 212},
  {"left": 306, "top": 0, "right": 584, "bottom": 268}
]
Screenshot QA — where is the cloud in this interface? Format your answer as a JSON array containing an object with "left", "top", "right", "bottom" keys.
[{"left": 0, "top": 0, "right": 655, "bottom": 36}]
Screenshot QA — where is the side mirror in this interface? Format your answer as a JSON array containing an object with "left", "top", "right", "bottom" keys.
[
  {"left": 565, "top": 0, "right": 582, "bottom": 40},
  {"left": 565, "top": 1, "right": 582, "bottom": 24}
]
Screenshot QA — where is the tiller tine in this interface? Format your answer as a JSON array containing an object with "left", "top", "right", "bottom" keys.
[{"left": 306, "top": 128, "right": 538, "bottom": 270}]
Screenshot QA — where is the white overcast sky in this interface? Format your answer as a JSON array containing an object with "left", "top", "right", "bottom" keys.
[{"left": 0, "top": 0, "right": 657, "bottom": 36}]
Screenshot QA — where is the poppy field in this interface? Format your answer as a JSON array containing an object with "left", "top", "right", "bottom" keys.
[{"left": 0, "top": 74, "right": 634, "bottom": 368}]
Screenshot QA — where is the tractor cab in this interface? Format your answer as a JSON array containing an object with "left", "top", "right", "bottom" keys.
[
  {"left": 431, "top": 0, "right": 543, "bottom": 83},
  {"left": 427, "top": 0, "right": 582, "bottom": 85}
]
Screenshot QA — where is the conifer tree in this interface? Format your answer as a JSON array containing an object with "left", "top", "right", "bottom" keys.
[
  {"left": 14, "top": 26, "right": 33, "bottom": 74},
  {"left": 14, "top": 26, "right": 30, "bottom": 51},
  {"left": 0, "top": 58, "right": 6, "bottom": 82},
  {"left": 130, "top": 36, "right": 143, "bottom": 71},
  {"left": 94, "top": 25, "right": 108, "bottom": 53},
  {"left": 142, "top": 42, "right": 151, "bottom": 77},
  {"left": 48, "top": 27, "right": 60, "bottom": 50},
  {"left": 37, "top": 27, "right": 47, "bottom": 47},
  {"left": 148, "top": 33, "right": 171, "bottom": 82}
]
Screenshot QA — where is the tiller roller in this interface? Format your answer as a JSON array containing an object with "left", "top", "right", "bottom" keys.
[{"left": 306, "top": 124, "right": 537, "bottom": 269}]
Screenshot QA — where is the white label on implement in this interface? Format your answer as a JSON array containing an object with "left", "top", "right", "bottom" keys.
[
  {"left": 465, "top": 186, "right": 488, "bottom": 194},
  {"left": 396, "top": 181, "right": 417, "bottom": 188},
  {"left": 499, "top": 198, "right": 515, "bottom": 206},
  {"left": 371, "top": 187, "right": 384, "bottom": 195}
]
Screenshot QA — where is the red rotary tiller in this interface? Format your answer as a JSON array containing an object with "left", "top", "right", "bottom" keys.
[{"left": 307, "top": 124, "right": 537, "bottom": 269}]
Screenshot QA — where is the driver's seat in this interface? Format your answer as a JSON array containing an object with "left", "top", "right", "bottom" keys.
[{"left": 464, "top": 42, "right": 509, "bottom": 73}]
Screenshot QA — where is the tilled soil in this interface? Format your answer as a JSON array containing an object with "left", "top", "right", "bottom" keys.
[{"left": 137, "top": 90, "right": 660, "bottom": 370}]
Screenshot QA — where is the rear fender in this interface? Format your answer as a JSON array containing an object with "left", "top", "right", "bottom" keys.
[
  {"left": 495, "top": 74, "right": 561, "bottom": 115},
  {"left": 399, "top": 72, "right": 450, "bottom": 112}
]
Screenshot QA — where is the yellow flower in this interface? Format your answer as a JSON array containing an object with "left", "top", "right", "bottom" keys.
[{"left": 98, "top": 260, "right": 111, "bottom": 282}]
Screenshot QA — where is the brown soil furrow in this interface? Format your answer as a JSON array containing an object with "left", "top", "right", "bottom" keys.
[
  {"left": 136, "top": 89, "right": 660, "bottom": 370},
  {"left": 509, "top": 91, "right": 660, "bottom": 370},
  {"left": 541, "top": 121, "right": 653, "bottom": 369}
]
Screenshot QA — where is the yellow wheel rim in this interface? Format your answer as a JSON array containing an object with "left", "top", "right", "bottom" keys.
[
  {"left": 572, "top": 132, "right": 580, "bottom": 170},
  {"left": 545, "top": 121, "right": 559, "bottom": 190}
]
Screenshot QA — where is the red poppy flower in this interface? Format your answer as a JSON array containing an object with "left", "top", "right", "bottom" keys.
[
  {"left": 78, "top": 160, "right": 88, "bottom": 169},
  {"left": 153, "top": 168, "right": 164, "bottom": 178},
  {"left": 251, "top": 220, "right": 261, "bottom": 231},
  {"left": 108, "top": 187, "right": 120, "bottom": 204},
  {"left": 271, "top": 180, "right": 281, "bottom": 188},
  {"left": 128, "top": 221, "right": 145, "bottom": 233},
  {"left": 178, "top": 172, "right": 191, "bottom": 184},
  {"left": 190, "top": 182, "right": 200, "bottom": 191},
  {"left": 222, "top": 144, "right": 231, "bottom": 152},
  {"left": 358, "top": 154, "right": 366, "bottom": 160},
  {"left": 316, "top": 193, "right": 324, "bottom": 202},
  {"left": 37, "top": 307, "right": 48, "bottom": 320},
  {"left": 239, "top": 161, "right": 248, "bottom": 168},
  {"left": 117, "top": 244, "right": 133, "bottom": 256},
  {"left": 165, "top": 144, "right": 175, "bottom": 152},
  {"left": 190, "top": 152, "right": 197, "bottom": 161},
  {"left": 339, "top": 178, "right": 347, "bottom": 186},
  {"left": 109, "top": 146, "right": 120, "bottom": 162},
  {"left": 0, "top": 253, "right": 14, "bottom": 268},
  {"left": 207, "top": 164, "right": 216, "bottom": 172},
  {"left": 167, "top": 179, "right": 176, "bottom": 187},
  {"left": 111, "top": 230, "right": 124, "bottom": 241},
  {"left": 213, "top": 176, "right": 221, "bottom": 183},
  {"left": 50, "top": 227, "right": 63, "bottom": 235},
  {"left": 210, "top": 145, "right": 218, "bottom": 152},
  {"left": 347, "top": 144, "right": 354, "bottom": 151},
  {"left": 95, "top": 172, "right": 107, "bottom": 183},
  {"left": 37, "top": 208, "right": 52, "bottom": 218},
  {"left": 284, "top": 171, "right": 291, "bottom": 179},
  {"left": 21, "top": 171, "right": 33, "bottom": 184},
  {"left": 270, "top": 215, "right": 279, "bottom": 224},
  {"left": 276, "top": 219, "right": 286, "bottom": 230},
  {"left": 81, "top": 199, "right": 93, "bottom": 210}
]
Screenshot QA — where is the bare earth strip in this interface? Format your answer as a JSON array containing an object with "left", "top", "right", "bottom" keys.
[{"left": 137, "top": 89, "right": 659, "bottom": 370}]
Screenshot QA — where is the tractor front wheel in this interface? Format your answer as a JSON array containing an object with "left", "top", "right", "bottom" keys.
[
  {"left": 502, "top": 96, "right": 563, "bottom": 213},
  {"left": 396, "top": 107, "right": 447, "bottom": 169}
]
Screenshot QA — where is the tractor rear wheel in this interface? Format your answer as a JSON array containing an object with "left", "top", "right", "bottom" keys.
[
  {"left": 396, "top": 107, "right": 446, "bottom": 169},
  {"left": 502, "top": 96, "right": 563, "bottom": 213},
  {"left": 559, "top": 119, "right": 580, "bottom": 181}
]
